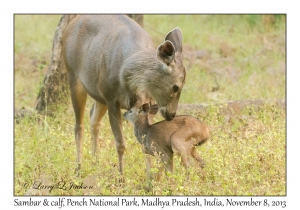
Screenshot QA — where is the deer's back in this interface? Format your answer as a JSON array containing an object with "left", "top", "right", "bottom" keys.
[
  {"left": 62, "top": 15, "right": 153, "bottom": 106},
  {"left": 146, "top": 116, "right": 209, "bottom": 152}
]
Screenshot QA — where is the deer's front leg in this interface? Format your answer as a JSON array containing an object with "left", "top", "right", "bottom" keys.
[
  {"left": 108, "top": 103, "right": 126, "bottom": 175},
  {"left": 145, "top": 154, "right": 153, "bottom": 190},
  {"left": 90, "top": 101, "right": 108, "bottom": 158}
]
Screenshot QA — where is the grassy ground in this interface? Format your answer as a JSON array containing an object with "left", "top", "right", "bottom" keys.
[{"left": 14, "top": 15, "right": 286, "bottom": 195}]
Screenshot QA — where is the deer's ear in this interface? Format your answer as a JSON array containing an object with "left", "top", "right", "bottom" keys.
[
  {"left": 149, "top": 104, "right": 159, "bottom": 115},
  {"left": 140, "top": 103, "right": 150, "bottom": 115},
  {"left": 157, "top": 40, "right": 175, "bottom": 66},
  {"left": 165, "top": 27, "right": 183, "bottom": 53}
]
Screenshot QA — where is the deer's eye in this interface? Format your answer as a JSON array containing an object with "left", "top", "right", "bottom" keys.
[{"left": 173, "top": 85, "right": 179, "bottom": 93}]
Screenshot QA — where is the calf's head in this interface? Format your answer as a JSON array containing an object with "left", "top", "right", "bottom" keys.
[{"left": 123, "top": 103, "right": 159, "bottom": 125}]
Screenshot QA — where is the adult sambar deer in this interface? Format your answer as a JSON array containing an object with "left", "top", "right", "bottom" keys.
[{"left": 62, "top": 15, "right": 186, "bottom": 175}]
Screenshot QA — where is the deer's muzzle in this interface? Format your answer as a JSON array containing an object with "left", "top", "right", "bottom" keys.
[{"left": 161, "top": 108, "right": 175, "bottom": 121}]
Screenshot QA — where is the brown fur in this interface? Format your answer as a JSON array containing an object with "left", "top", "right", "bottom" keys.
[{"left": 124, "top": 104, "right": 209, "bottom": 178}]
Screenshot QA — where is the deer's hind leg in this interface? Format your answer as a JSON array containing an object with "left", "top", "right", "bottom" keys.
[
  {"left": 191, "top": 147, "right": 205, "bottom": 168},
  {"left": 173, "top": 142, "right": 205, "bottom": 169},
  {"left": 171, "top": 127, "right": 206, "bottom": 169},
  {"left": 170, "top": 131, "right": 192, "bottom": 169},
  {"left": 68, "top": 73, "right": 87, "bottom": 176}
]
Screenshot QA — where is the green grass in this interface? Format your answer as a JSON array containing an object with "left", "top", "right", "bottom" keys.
[{"left": 14, "top": 15, "right": 286, "bottom": 195}]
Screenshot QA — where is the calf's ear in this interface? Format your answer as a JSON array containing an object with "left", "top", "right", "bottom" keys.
[
  {"left": 140, "top": 103, "right": 150, "bottom": 114},
  {"left": 149, "top": 104, "right": 159, "bottom": 115}
]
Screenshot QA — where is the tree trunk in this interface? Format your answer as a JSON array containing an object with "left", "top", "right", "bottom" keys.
[
  {"left": 35, "top": 15, "right": 143, "bottom": 115},
  {"left": 35, "top": 15, "right": 78, "bottom": 115},
  {"left": 127, "top": 14, "right": 144, "bottom": 27}
]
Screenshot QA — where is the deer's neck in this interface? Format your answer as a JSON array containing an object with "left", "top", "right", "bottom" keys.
[
  {"left": 133, "top": 117, "right": 151, "bottom": 145},
  {"left": 122, "top": 49, "right": 163, "bottom": 93}
]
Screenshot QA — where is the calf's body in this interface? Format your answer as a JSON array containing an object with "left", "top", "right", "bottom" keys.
[{"left": 124, "top": 104, "right": 209, "bottom": 174}]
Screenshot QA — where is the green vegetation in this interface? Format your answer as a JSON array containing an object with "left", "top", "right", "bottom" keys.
[{"left": 14, "top": 15, "right": 285, "bottom": 195}]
